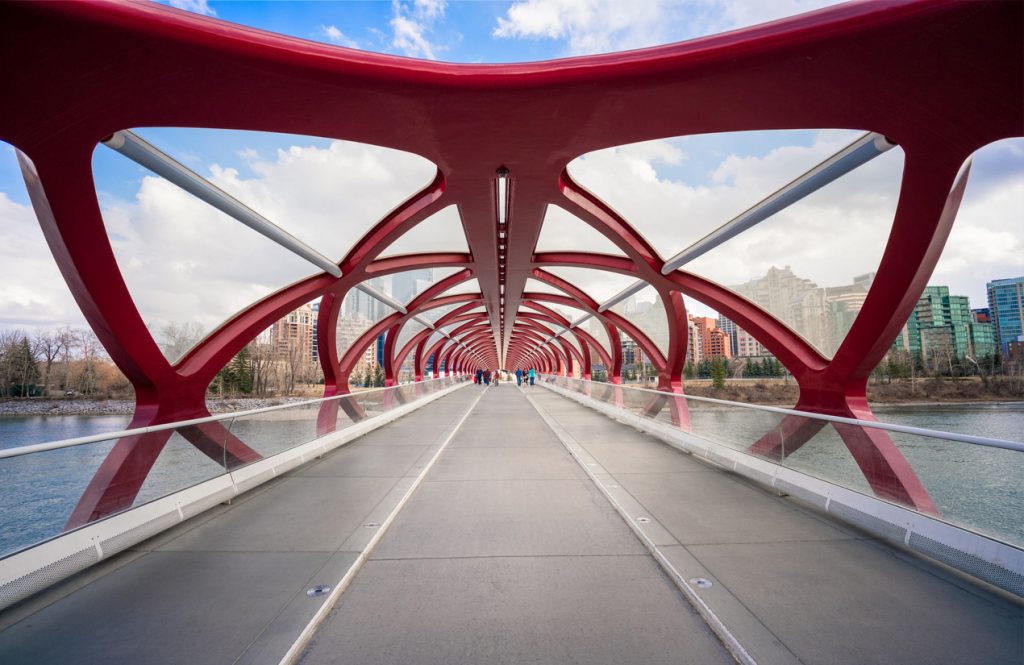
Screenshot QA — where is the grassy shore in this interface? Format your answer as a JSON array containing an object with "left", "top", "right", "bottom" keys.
[{"left": 681, "top": 377, "right": 1024, "bottom": 405}]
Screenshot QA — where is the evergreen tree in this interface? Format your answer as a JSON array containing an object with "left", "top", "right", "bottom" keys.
[
  {"left": 229, "top": 346, "right": 253, "bottom": 394},
  {"left": 10, "top": 336, "right": 39, "bottom": 397},
  {"left": 711, "top": 358, "right": 727, "bottom": 390}
]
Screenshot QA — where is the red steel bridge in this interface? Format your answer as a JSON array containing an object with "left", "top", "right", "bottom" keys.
[{"left": 0, "top": 2, "right": 1021, "bottom": 664}]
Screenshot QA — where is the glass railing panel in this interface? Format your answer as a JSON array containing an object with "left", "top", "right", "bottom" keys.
[
  {"left": 226, "top": 400, "right": 322, "bottom": 458},
  {"left": 0, "top": 437, "right": 118, "bottom": 558},
  {"left": 134, "top": 429, "right": 232, "bottom": 505},
  {"left": 0, "top": 424, "right": 235, "bottom": 558},
  {"left": 0, "top": 379, "right": 459, "bottom": 559},
  {"left": 542, "top": 375, "right": 1024, "bottom": 548}
]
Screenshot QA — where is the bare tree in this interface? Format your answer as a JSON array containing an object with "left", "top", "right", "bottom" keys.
[
  {"left": 249, "top": 340, "right": 274, "bottom": 397},
  {"left": 159, "top": 321, "right": 205, "bottom": 363},
  {"left": 34, "top": 329, "right": 68, "bottom": 396},
  {"left": 75, "top": 329, "right": 102, "bottom": 396}
]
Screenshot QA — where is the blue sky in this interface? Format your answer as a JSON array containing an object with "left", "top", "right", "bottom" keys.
[{"left": 0, "top": 0, "right": 1020, "bottom": 353}]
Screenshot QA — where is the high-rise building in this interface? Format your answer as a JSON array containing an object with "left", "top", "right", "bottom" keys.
[
  {"left": 735, "top": 328, "right": 768, "bottom": 357},
  {"left": 892, "top": 285, "right": 996, "bottom": 366},
  {"left": 392, "top": 269, "right": 431, "bottom": 306},
  {"left": 732, "top": 266, "right": 873, "bottom": 356},
  {"left": 310, "top": 301, "right": 320, "bottom": 361},
  {"left": 268, "top": 303, "right": 315, "bottom": 360},
  {"left": 685, "top": 318, "right": 701, "bottom": 366},
  {"left": 620, "top": 338, "right": 639, "bottom": 366},
  {"left": 987, "top": 276, "right": 1024, "bottom": 355},
  {"left": 716, "top": 316, "right": 739, "bottom": 356},
  {"left": 336, "top": 311, "right": 375, "bottom": 368},
  {"left": 689, "top": 316, "right": 732, "bottom": 360}
]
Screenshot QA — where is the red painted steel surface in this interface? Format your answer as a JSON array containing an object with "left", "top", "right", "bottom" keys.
[{"left": 1, "top": 0, "right": 1020, "bottom": 521}]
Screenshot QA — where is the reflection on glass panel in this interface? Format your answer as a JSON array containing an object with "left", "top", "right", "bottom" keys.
[
  {"left": 547, "top": 378, "right": 1024, "bottom": 549},
  {"left": 685, "top": 145, "right": 903, "bottom": 358},
  {"left": 135, "top": 431, "right": 231, "bottom": 504},
  {"left": 396, "top": 318, "right": 427, "bottom": 354},
  {"left": 521, "top": 299, "right": 585, "bottom": 324},
  {"left": 543, "top": 266, "right": 637, "bottom": 304},
  {"left": 579, "top": 316, "right": 612, "bottom": 359},
  {"left": 0, "top": 380, "right": 465, "bottom": 559},
  {"left": 376, "top": 267, "right": 461, "bottom": 305},
  {"left": 93, "top": 128, "right": 435, "bottom": 363},
  {"left": 554, "top": 328, "right": 583, "bottom": 358},
  {"left": 0, "top": 438, "right": 117, "bottom": 557},
  {"left": 609, "top": 284, "right": 667, "bottom": 354},
  {"left": 424, "top": 330, "right": 447, "bottom": 353},
  {"left": 567, "top": 129, "right": 861, "bottom": 261},
  {"left": 420, "top": 302, "right": 459, "bottom": 323},
  {"left": 534, "top": 204, "right": 625, "bottom": 255},
  {"left": 378, "top": 204, "right": 469, "bottom": 256},
  {"left": 435, "top": 277, "right": 480, "bottom": 297},
  {"left": 337, "top": 286, "right": 397, "bottom": 387},
  {"left": 522, "top": 277, "right": 566, "bottom": 296}
]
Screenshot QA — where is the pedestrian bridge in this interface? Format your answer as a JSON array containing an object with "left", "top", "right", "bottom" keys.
[
  {"left": 0, "top": 380, "right": 1021, "bottom": 664},
  {"left": 0, "top": 1, "right": 1022, "bottom": 663}
]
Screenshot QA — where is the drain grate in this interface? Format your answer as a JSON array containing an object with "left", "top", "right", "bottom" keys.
[
  {"left": 688, "top": 578, "right": 713, "bottom": 589},
  {"left": 307, "top": 585, "right": 331, "bottom": 597}
]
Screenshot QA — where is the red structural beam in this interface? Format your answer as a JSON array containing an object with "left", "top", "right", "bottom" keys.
[{"left": 1, "top": 0, "right": 1019, "bottom": 521}]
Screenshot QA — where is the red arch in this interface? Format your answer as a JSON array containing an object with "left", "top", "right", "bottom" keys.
[{"left": 4, "top": 0, "right": 1020, "bottom": 522}]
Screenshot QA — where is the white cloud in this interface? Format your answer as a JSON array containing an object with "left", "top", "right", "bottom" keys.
[
  {"left": 390, "top": 0, "right": 446, "bottom": 59},
  {"left": 391, "top": 15, "right": 437, "bottom": 59},
  {"left": 0, "top": 193, "right": 86, "bottom": 329},
  {"left": 0, "top": 139, "right": 451, "bottom": 347},
  {"left": 566, "top": 132, "right": 1024, "bottom": 326},
  {"left": 494, "top": 0, "right": 676, "bottom": 55},
  {"left": 493, "top": 0, "right": 843, "bottom": 56},
  {"left": 716, "top": 0, "right": 845, "bottom": 30},
  {"left": 168, "top": 0, "right": 216, "bottom": 17},
  {"left": 933, "top": 177, "right": 1024, "bottom": 306},
  {"left": 413, "top": 0, "right": 446, "bottom": 20},
  {"left": 319, "top": 24, "right": 359, "bottom": 49}
]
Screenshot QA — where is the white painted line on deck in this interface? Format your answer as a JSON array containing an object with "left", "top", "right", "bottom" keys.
[
  {"left": 523, "top": 389, "right": 759, "bottom": 665},
  {"left": 277, "top": 388, "right": 488, "bottom": 665}
]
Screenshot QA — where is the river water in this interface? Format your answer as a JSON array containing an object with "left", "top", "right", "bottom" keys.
[{"left": 0, "top": 401, "right": 1021, "bottom": 558}]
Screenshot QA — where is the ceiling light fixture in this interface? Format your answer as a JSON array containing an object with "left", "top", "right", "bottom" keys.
[{"left": 496, "top": 167, "right": 509, "bottom": 226}]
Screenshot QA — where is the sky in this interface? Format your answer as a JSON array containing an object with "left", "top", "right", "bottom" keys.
[{"left": 1, "top": 0, "right": 1021, "bottom": 359}]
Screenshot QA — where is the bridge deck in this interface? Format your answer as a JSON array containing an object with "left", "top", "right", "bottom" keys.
[{"left": 0, "top": 385, "right": 1020, "bottom": 665}]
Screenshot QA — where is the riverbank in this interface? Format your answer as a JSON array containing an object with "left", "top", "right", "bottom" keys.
[
  {"left": 0, "top": 396, "right": 314, "bottom": 417},
  {"left": 2, "top": 378, "right": 1021, "bottom": 415},
  {"left": 682, "top": 378, "right": 1024, "bottom": 405}
]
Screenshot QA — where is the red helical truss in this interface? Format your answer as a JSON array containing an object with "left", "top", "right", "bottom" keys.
[{"left": 1, "top": 0, "right": 1020, "bottom": 523}]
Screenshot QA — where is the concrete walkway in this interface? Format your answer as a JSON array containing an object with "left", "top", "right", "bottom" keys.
[
  {"left": 526, "top": 387, "right": 1024, "bottom": 665},
  {"left": 299, "top": 386, "right": 733, "bottom": 665},
  {"left": 0, "top": 384, "right": 1020, "bottom": 665},
  {"left": 0, "top": 387, "right": 482, "bottom": 665}
]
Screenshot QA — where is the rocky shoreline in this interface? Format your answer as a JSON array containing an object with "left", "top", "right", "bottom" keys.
[{"left": 0, "top": 397, "right": 314, "bottom": 417}]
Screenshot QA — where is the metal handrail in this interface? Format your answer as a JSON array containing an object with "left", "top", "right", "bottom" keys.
[
  {"left": 0, "top": 377, "right": 462, "bottom": 461},
  {"left": 541, "top": 375, "right": 1024, "bottom": 453}
]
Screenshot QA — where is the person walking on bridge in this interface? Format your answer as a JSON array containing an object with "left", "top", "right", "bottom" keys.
[
  {"left": 528, "top": 367, "right": 536, "bottom": 386},
  {"left": 475, "top": 368, "right": 482, "bottom": 385},
  {"left": 494, "top": 370, "right": 500, "bottom": 386},
  {"left": 515, "top": 368, "right": 522, "bottom": 386}
]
